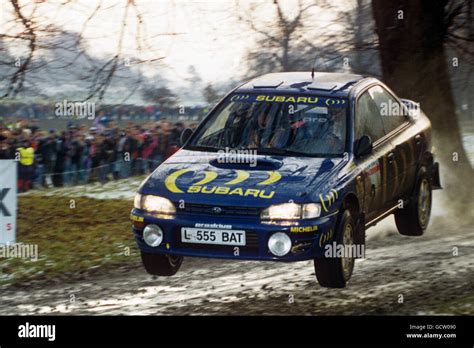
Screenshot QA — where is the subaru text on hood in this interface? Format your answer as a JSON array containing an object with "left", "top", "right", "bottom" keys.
[{"left": 131, "top": 72, "right": 441, "bottom": 288}]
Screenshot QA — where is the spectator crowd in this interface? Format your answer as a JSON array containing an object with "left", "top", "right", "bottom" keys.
[
  {"left": 0, "top": 116, "right": 196, "bottom": 192},
  {"left": 0, "top": 103, "right": 207, "bottom": 121}
]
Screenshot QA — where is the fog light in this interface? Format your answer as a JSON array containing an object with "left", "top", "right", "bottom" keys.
[
  {"left": 143, "top": 224, "right": 163, "bottom": 247},
  {"left": 268, "top": 232, "right": 292, "bottom": 256}
]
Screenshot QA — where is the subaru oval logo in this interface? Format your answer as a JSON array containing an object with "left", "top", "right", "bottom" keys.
[{"left": 212, "top": 206, "right": 223, "bottom": 214}]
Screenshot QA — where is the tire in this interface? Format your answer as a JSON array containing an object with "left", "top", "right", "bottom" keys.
[
  {"left": 141, "top": 252, "right": 183, "bottom": 276},
  {"left": 394, "top": 167, "right": 432, "bottom": 236},
  {"left": 314, "top": 210, "right": 356, "bottom": 288}
]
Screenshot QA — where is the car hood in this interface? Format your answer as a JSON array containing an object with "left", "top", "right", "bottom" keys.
[{"left": 139, "top": 149, "right": 345, "bottom": 207}]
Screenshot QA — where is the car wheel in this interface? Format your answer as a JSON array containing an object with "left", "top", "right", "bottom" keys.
[
  {"left": 314, "top": 210, "right": 355, "bottom": 288},
  {"left": 141, "top": 252, "right": 183, "bottom": 276},
  {"left": 394, "top": 167, "right": 432, "bottom": 236}
]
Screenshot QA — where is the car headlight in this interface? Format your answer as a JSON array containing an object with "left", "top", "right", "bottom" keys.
[
  {"left": 134, "top": 193, "right": 142, "bottom": 209},
  {"left": 302, "top": 203, "right": 321, "bottom": 219},
  {"left": 261, "top": 202, "right": 321, "bottom": 221},
  {"left": 134, "top": 193, "right": 176, "bottom": 214}
]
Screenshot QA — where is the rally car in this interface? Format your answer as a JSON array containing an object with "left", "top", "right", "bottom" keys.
[{"left": 130, "top": 72, "right": 441, "bottom": 288}]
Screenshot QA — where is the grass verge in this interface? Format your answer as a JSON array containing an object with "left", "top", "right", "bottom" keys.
[{"left": 0, "top": 196, "right": 139, "bottom": 287}]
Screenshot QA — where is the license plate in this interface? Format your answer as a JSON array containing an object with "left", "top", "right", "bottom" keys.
[{"left": 181, "top": 228, "right": 246, "bottom": 246}]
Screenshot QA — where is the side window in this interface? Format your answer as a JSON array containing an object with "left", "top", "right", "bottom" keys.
[
  {"left": 355, "top": 91, "right": 385, "bottom": 143},
  {"left": 196, "top": 102, "right": 234, "bottom": 143},
  {"left": 368, "top": 85, "right": 408, "bottom": 134}
]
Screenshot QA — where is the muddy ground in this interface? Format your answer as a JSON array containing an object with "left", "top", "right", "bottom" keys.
[{"left": 1, "top": 199, "right": 473, "bottom": 315}]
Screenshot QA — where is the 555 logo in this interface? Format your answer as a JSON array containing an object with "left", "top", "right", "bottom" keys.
[{"left": 165, "top": 169, "right": 282, "bottom": 199}]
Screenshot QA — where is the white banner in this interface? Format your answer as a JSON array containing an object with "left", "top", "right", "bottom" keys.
[{"left": 0, "top": 160, "right": 17, "bottom": 244}]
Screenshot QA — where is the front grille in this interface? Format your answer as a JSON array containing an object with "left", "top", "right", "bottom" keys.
[
  {"left": 178, "top": 203, "right": 261, "bottom": 217},
  {"left": 174, "top": 229, "right": 259, "bottom": 252}
]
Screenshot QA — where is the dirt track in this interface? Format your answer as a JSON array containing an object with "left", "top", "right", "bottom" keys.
[{"left": 1, "top": 194, "right": 473, "bottom": 315}]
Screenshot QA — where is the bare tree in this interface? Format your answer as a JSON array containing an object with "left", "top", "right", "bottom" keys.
[
  {"left": 238, "top": 0, "right": 379, "bottom": 77},
  {"left": 0, "top": 0, "right": 173, "bottom": 102},
  {"left": 237, "top": 0, "right": 317, "bottom": 75},
  {"left": 340, "top": 0, "right": 379, "bottom": 74},
  {"left": 141, "top": 85, "right": 177, "bottom": 109},
  {"left": 372, "top": 0, "right": 473, "bottom": 206},
  {"left": 203, "top": 83, "right": 221, "bottom": 105}
]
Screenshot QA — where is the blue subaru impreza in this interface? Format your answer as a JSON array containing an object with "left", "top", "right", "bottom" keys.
[{"left": 131, "top": 72, "right": 440, "bottom": 288}]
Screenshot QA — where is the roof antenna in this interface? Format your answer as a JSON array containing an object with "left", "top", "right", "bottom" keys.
[
  {"left": 312, "top": 55, "right": 330, "bottom": 80},
  {"left": 311, "top": 56, "right": 318, "bottom": 80}
]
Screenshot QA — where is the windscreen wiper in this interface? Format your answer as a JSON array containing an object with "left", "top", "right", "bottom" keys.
[
  {"left": 185, "top": 145, "right": 221, "bottom": 152},
  {"left": 254, "top": 148, "right": 312, "bottom": 157}
]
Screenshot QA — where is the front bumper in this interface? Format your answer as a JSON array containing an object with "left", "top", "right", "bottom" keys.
[{"left": 131, "top": 208, "right": 339, "bottom": 262}]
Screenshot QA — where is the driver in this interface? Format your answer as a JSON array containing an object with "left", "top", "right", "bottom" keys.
[
  {"left": 288, "top": 107, "right": 344, "bottom": 154},
  {"left": 247, "top": 110, "right": 269, "bottom": 148},
  {"left": 317, "top": 108, "right": 345, "bottom": 153}
]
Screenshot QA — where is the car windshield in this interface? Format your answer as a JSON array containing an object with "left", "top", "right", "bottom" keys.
[{"left": 187, "top": 93, "right": 348, "bottom": 156}]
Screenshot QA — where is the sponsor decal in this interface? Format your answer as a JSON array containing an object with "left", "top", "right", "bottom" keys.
[
  {"left": 130, "top": 214, "right": 144, "bottom": 222},
  {"left": 367, "top": 160, "right": 381, "bottom": 200},
  {"left": 195, "top": 223, "right": 232, "bottom": 229},
  {"left": 229, "top": 94, "right": 348, "bottom": 108},
  {"left": 187, "top": 185, "right": 275, "bottom": 199},
  {"left": 164, "top": 169, "right": 282, "bottom": 199},
  {"left": 256, "top": 95, "right": 319, "bottom": 103},
  {"left": 319, "top": 228, "right": 335, "bottom": 248},
  {"left": 0, "top": 160, "right": 17, "bottom": 244},
  {"left": 290, "top": 225, "right": 318, "bottom": 233},
  {"left": 0, "top": 188, "right": 11, "bottom": 216},
  {"left": 226, "top": 170, "right": 250, "bottom": 185},
  {"left": 319, "top": 189, "right": 339, "bottom": 212},
  {"left": 230, "top": 94, "right": 250, "bottom": 102},
  {"left": 366, "top": 162, "right": 380, "bottom": 176},
  {"left": 325, "top": 99, "right": 346, "bottom": 106}
]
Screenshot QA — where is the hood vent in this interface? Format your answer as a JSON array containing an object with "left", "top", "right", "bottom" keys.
[{"left": 210, "top": 157, "right": 283, "bottom": 170}]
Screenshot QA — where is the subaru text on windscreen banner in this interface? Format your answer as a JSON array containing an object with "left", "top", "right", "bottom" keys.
[{"left": 0, "top": 160, "right": 17, "bottom": 244}]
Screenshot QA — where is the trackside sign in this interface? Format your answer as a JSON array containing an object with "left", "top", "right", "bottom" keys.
[{"left": 0, "top": 160, "right": 17, "bottom": 244}]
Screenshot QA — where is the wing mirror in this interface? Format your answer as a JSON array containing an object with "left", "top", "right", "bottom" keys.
[
  {"left": 180, "top": 128, "right": 193, "bottom": 146},
  {"left": 355, "top": 135, "right": 373, "bottom": 157}
]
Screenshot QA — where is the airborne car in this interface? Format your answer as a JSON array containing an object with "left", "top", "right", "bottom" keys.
[{"left": 131, "top": 72, "right": 441, "bottom": 288}]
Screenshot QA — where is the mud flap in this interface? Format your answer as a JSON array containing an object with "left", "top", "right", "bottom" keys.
[
  {"left": 354, "top": 212, "right": 366, "bottom": 258},
  {"left": 430, "top": 162, "right": 442, "bottom": 190}
]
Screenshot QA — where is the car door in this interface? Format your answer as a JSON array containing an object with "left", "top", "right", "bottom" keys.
[
  {"left": 368, "top": 85, "right": 419, "bottom": 202},
  {"left": 354, "top": 90, "right": 395, "bottom": 221}
]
